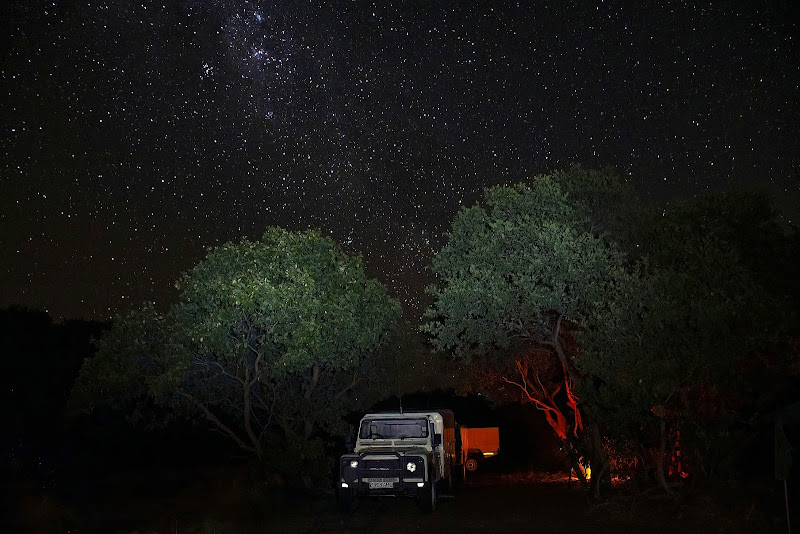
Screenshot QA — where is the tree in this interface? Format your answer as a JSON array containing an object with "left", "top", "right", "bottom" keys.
[
  {"left": 71, "top": 228, "right": 401, "bottom": 483},
  {"left": 577, "top": 190, "right": 799, "bottom": 492},
  {"left": 69, "top": 303, "right": 178, "bottom": 421},
  {"left": 422, "top": 170, "right": 632, "bottom": 491}
]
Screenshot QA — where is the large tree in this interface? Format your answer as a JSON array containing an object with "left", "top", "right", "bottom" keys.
[
  {"left": 577, "top": 191, "right": 799, "bottom": 491},
  {"left": 71, "top": 228, "right": 401, "bottom": 481},
  {"left": 422, "top": 169, "right": 633, "bottom": 489}
]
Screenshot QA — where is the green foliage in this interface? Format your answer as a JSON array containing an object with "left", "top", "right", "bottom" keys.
[
  {"left": 69, "top": 303, "right": 182, "bottom": 423},
  {"left": 421, "top": 168, "right": 636, "bottom": 495},
  {"left": 577, "top": 190, "right": 799, "bottom": 479},
  {"left": 175, "top": 227, "right": 398, "bottom": 375},
  {"left": 422, "top": 172, "right": 629, "bottom": 362},
  {"left": 549, "top": 164, "right": 640, "bottom": 240},
  {"left": 422, "top": 167, "right": 798, "bottom": 485},
  {"left": 71, "top": 227, "right": 401, "bottom": 479},
  {"left": 635, "top": 191, "right": 798, "bottom": 336},
  {"left": 172, "top": 228, "right": 400, "bottom": 438}
]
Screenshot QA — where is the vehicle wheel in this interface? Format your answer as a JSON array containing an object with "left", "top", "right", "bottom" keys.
[
  {"left": 419, "top": 480, "right": 437, "bottom": 512},
  {"left": 465, "top": 457, "right": 480, "bottom": 472},
  {"left": 437, "top": 472, "right": 453, "bottom": 494},
  {"left": 338, "top": 487, "right": 357, "bottom": 512}
]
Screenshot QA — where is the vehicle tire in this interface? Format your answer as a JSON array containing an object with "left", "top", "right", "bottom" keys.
[
  {"left": 338, "top": 487, "right": 357, "bottom": 512},
  {"left": 437, "top": 472, "right": 453, "bottom": 494},
  {"left": 419, "top": 480, "right": 437, "bottom": 512},
  {"left": 465, "top": 457, "right": 480, "bottom": 472}
]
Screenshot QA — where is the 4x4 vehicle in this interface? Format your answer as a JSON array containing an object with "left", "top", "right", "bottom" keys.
[{"left": 338, "top": 410, "right": 455, "bottom": 512}]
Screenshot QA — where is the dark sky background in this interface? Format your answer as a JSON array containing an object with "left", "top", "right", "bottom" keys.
[{"left": 2, "top": 0, "right": 798, "bottom": 322}]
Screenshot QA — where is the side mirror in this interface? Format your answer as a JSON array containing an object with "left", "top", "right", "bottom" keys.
[{"left": 433, "top": 433, "right": 442, "bottom": 446}]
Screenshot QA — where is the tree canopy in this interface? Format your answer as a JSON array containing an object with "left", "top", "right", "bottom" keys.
[
  {"left": 422, "top": 167, "right": 800, "bottom": 494},
  {"left": 71, "top": 228, "right": 401, "bottom": 480},
  {"left": 422, "top": 169, "right": 633, "bottom": 457},
  {"left": 422, "top": 170, "right": 629, "bottom": 364},
  {"left": 577, "top": 191, "right": 799, "bottom": 484}
]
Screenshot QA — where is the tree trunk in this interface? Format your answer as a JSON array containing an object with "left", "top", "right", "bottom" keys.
[
  {"left": 179, "top": 391, "right": 258, "bottom": 457},
  {"left": 565, "top": 440, "right": 587, "bottom": 488},
  {"left": 242, "top": 375, "right": 262, "bottom": 460},
  {"left": 552, "top": 337, "right": 578, "bottom": 385},
  {"left": 589, "top": 422, "right": 610, "bottom": 499},
  {"left": 302, "top": 365, "right": 320, "bottom": 440},
  {"left": 571, "top": 459, "right": 588, "bottom": 487},
  {"left": 655, "top": 418, "right": 674, "bottom": 495}
]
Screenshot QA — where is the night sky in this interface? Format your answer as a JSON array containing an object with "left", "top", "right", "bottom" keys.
[{"left": 2, "top": 0, "right": 798, "bottom": 321}]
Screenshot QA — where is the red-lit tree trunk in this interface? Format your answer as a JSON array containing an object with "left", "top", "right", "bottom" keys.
[
  {"left": 502, "top": 359, "right": 573, "bottom": 440},
  {"left": 545, "top": 316, "right": 583, "bottom": 437},
  {"left": 501, "top": 316, "right": 611, "bottom": 495},
  {"left": 501, "top": 355, "right": 589, "bottom": 487},
  {"left": 550, "top": 325, "right": 611, "bottom": 497}
]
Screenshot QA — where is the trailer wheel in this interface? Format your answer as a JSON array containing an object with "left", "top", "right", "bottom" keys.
[{"left": 465, "top": 457, "right": 480, "bottom": 472}]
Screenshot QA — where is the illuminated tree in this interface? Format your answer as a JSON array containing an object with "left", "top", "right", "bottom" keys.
[
  {"left": 72, "top": 228, "right": 401, "bottom": 482},
  {"left": 422, "top": 169, "right": 633, "bottom": 489}
]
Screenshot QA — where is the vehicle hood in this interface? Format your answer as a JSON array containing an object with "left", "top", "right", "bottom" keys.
[{"left": 357, "top": 446, "right": 431, "bottom": 456}]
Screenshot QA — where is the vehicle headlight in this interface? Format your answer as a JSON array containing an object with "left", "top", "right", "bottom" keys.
[
  {"left": 406, "top": 461, "right": 417, "bottom": 472},
  {"left": 350, "top": 460, "right": 359, "bottom": 468}
]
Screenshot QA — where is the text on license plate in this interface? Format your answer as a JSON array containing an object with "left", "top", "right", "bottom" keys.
[{"left": 369, "top": 481, "right": 394, "bottom": 489}]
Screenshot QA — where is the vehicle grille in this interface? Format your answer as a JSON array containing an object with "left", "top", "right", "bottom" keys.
[{"left": 363, "top": 458, "right": 401, "bottom": 471}]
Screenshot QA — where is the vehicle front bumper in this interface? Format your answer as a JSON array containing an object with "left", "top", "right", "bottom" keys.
[{"left": 339, "top": 452, "right": 428, "bottom": 497}]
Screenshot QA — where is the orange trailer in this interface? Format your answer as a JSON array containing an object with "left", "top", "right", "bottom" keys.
[{"left": 460, "top": 427, "right": 500, "bottom": 472}]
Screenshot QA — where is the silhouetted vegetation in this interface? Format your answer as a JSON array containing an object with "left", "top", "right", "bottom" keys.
[{"left": 2, "top": 170, "right": 799, "bottom": 532}]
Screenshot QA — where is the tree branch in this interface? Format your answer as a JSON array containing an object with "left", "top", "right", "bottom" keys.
[
  {"left": 178, "top": 391, "right": 255, "bottom": 453},
  {"left": 256, "top": 390, "right": 277, "bottom": 443},
  {"left": 335, "top": 371, "right": 362, "bottom": 398},
  {"left": 553, "top": 312, "right": 564, "bottom": 345},
  {"left": 304, "top": 365, "right": 320, "bottom": 400},
  {"left": 241, "top": 367, "right": 260, "bottom": 456},
  {"left": 501, "top": 358, "right": 570, "bottom": 440},
  {"left": 193, "top": 356, "right": 246, "bottom": 385}
]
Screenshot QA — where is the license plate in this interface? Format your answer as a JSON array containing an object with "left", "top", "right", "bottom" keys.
[{"left": 369, "top": 481, "right": 394, "bottom": 489}]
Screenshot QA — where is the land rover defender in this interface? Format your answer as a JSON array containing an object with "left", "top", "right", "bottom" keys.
[{"left": 338, "top": 410, "right": 456, "bottom": 512}]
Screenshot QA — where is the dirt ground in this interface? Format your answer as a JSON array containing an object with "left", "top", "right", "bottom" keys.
[
  {"left": 286, "top": 473, "right": 777, "bottom": 534},
  {"left": 4, "top": 467, "right": 788, "bottom": 533}
]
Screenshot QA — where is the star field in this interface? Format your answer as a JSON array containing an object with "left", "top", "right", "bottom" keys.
[{"left": 2, "top": 0, "right": 798, "bottom": 320}]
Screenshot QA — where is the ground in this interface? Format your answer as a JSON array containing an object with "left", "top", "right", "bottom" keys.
[{"left": 3, "top": 465, "right": 788, "bottom": 533}]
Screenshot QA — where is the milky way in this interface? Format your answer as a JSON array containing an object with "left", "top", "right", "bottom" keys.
[{"left": 2, "top": 0, "right": 798, "bottom": 320}]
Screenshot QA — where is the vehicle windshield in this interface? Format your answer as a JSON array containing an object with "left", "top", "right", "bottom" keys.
[{"left": 359, "top": 418, "right": 429, "bottom": 440}]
